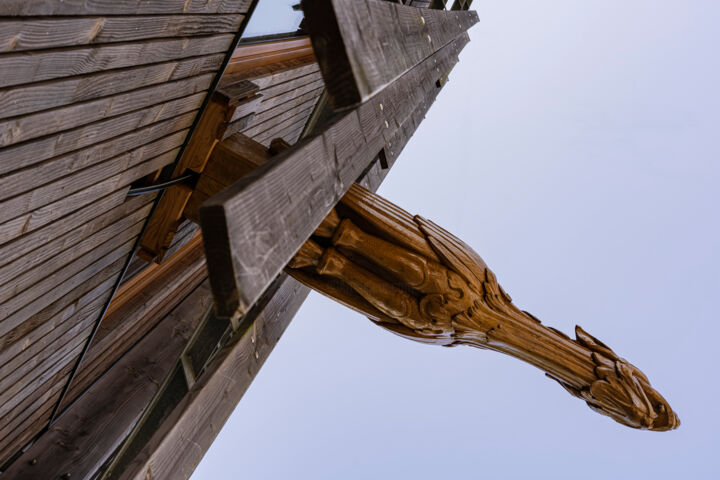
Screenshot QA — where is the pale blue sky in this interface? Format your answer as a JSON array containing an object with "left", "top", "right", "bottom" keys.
[{"left": 193, "top": 1, "right": 719, "bottom": 478}]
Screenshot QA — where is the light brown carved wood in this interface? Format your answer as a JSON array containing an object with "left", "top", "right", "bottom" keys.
[{"left": 287, "top": 184, "right": 679, "bottom": 431}]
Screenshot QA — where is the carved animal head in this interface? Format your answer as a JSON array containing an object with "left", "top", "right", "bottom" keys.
[{"left": 574, "top": 326, "right": 680, "bottom": 431}]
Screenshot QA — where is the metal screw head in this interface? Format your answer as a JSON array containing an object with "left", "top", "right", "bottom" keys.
[
  {"left": 419, "top": 16, "right": 426, "bottom": 25},
  {"left": 254, "top": 352, "right": 259, "bottom": 359},
  {"left": 426, "top": 34, "right": 432, "bottom": 43},
  {"left": 384, "top": 120, "right": 389, "bottom": 128},
  {"left": 378, "top": 103, "right": 384, "bottom": 111}
]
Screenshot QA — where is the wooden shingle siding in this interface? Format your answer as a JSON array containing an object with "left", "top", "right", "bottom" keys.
[
  {"left": 0, "top": 0, "right": 251, "bottom": 467},
  {"left": 0, "top": 35, "right": 234, "bottom": 88},
  {"left": 223, "top": 53, "right": 325, "bottom": 147},
  {"left": 2, "top": 0, "right": 253, "bottom": 16},
  {"left": 0, "top": 54, "right": 225, "bottom": 118},
  {"left": 0, "top": 15, "right": 244, "bottom": 52}
]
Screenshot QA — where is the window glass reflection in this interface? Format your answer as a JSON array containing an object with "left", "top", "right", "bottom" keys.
[{"left": 242, "top": 0, "right": 304, "bottom": 39}]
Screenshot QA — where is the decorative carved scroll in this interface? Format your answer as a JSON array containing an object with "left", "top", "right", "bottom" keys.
[{"left": 286, "top": 183, "right": 679, "bottom": 431}]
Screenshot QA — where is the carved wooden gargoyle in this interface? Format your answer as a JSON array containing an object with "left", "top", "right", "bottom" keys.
[{"left": 286, "top": 183, "right": 679, "bottom": 431}]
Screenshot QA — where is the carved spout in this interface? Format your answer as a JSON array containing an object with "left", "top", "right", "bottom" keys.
[
  {"left": 451, "top": 285, "right": 680, "bottom": 431},
  {"left": 285, "top": 183, "right": 679, "bottom": 431}
]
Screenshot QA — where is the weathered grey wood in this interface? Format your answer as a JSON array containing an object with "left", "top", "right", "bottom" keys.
[
  {"left": 302, "top": 0, "right": 477, "bottom": 108},
  {"left": 201, "top": 34, "right": 469, "bottom": 317},
  {"left": 244, "top": 100, "right": 318, "bottom": 140},
  {"left": 251, "top": 72, "right": 323, "bottom": 109},
  {"left": 0, "top": 363, "right": 73, "bottom": 465},
  {"left": 0, "top": 204, "right": 151, "bottom": 307},
  {"left": 0, "top": 115, "right": 192, "bottom": 198},
  {"left": 244, "top": 87, "right": 323, "bottom": 127},
  {"left": 0, "top": 54, "right": 224, "bottom": 119},
  {"left": 0, "top": 194, "right": 151, "bottom": 287},
  {"left": 0, "top": 92, "right": 202, "bottom": 175},
  {"left": 0, "top": 74, "right": 212, "bottom": 147},
  {"left": 0, "top": 230, "right": 137, "bottom": 341},
  {"left": 247, "top": 80, "right": 324, "bottom": 123},
  {"left": 0, "top": 189, "right": 150, "bottom": 270},
  {"left": 0, "top": 133, "right": 183, "bottom": 222},
  {"left": 113, "top": 274, "right": 308, "bottom": 480},
  {"left": 220, "top": 58, "right": 320, "bottom": 91},
  {"left": 0, "top": 148, "right": 178, "bottom": 244},
  {"left": 0, "top": 15, "right": 244, "bottom": 53},
  {"left": 0, "top": 0, "right": 253, "bottom": 15},
  {"left": 62, "top": 240, "right": 206, "bottom": 408},
  {"left": 0, "top": 221, "right": 143, "bottom": 336},
  {"left": 0, "top": 34, "right": 234, "bottom": 88},
  {"left": 0, "top": 298, "right": 101, "bottom": 404},
  {"left": 0, "top": 275, "right": 116, "bottom": 369},
  {"left": 254, "top": 107, "right": 317, "bottom": 146},
  {"left": 2, "top": 281, "right": 213, "bottom": 480}
]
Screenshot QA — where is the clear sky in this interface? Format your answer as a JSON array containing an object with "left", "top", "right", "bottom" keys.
[{"left": 193, "top": 1, "right": 719, "bottom": 478}]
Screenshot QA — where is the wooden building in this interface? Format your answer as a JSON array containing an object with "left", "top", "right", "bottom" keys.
[{"left": 0, "top": 1, "right": 476, "bottom": 478}]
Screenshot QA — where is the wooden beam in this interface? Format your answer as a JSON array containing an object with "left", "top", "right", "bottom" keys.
[
  {"left": 1, "top": 283, "right": 213, "bottom": 480},
  {"left": 101, "top": 109, "right": 399, "bottom": 480},
  {"left": 111, "top": 274, "right": 307, "bottom": 480},
  {"left": 226, "top": 37, "right": 315, "bottom": 74},
  {"left": 302, "top": 0, "right": 477, "bottom": 109},
  {"left": 201, "top": 33, "right": 469, "bottom": 318}
]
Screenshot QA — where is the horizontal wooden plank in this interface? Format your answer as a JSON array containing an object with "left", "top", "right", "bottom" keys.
[
  {"left": 0, "top": 203, "right": 151, "bottom": 307},
  {"left": 244, "top": 86, "right": 322, "bottom": 127},
  {"left": 114, "top": 274, "right": 309, "bottom": 480},
  {"left": 0, "top": 73, "right": 212, "bottom": 147},
  {"left": 0, "top": 147, "right": 178, "bottom": 244},
  {"left": 0, "top": 297, "right": 102, "bottom": 405},
  {"left": 0, "top": 15, "right": 244, "bottom": 53},
  {"left": 245, "top": 99, "right": 318, "bottom": 140},
  {"left": 200, "top": 34, "right": 468, "bottom": 317},
  {"left": 2, "top": 281, "right": 214, "bottom": 480},
  {"left": 0, "top": 53, "right": 224, "bottom": 119},
  {"left": 247, "top": 77, "right": 324, "bottom": 121},
  {"left": 0, "top": 364, "right": 71, "bottom": 465},
  {"left": 0, "top": 220, "right": 143, "bottom": 335},
  {"left": 254, "top": 108, "right": 316, "bottom": 146},
  {"left": 221, "top": 55, "right": 319, "bottom": 90},
  {"left": 0, "top": 0, "right": 253, "bottom": 15},
  {"left": 0, "top": 226, "right": 138, "bottom": 340},
  {"left": 0, "top": 34, "right": 234, "bottom": 88},
  {"left": 0, "top": 114, "right": 193, "bottom": 199},
  {"left": 0, "top": 276, "right": 116, "bottom": 369},
  {"left": 302, "top": 0, "right": 477, "bottom": 108},
  {"left": 0, "top": 187, "right": 151, "bottom": 272},
  {"left": 0, "top": 132, "right": 184, "bottom": 221},
  {"left": 62, "top": 238, "right": 207, "bottom": 409},
  {"left": 0, "top": 92, "right": 202, "bottom": 174},
  {"left": 0, "top": 330, "right": 86, "bottom": 421}
]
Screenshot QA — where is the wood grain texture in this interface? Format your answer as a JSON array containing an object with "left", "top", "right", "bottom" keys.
[
  {"left": 0, "top": 0, "right": 253, "bottom": 16},
  {"left": 0, "top": 92, "right": 203, "bottom": 174},
  {"left": 201, "top": 34, "right": 469, "bottom": 317},
  {"left": 90, "top": 116, "right": 397, "bottom": 480},
  {"left": 0, "top": 194, "right": 151, "bottom": 288},
  {"left": 0, "top": 115, "right": 193, "bottom": 197},
  {"left": 0, "top": 221, "right": 143, "bottom": 337},
  {"left": 0, "top": 34, "right": 234, "bottom": 88},
  {"left": 287, "top": 182, "right": 679, "bottom": 432},
  {"left": 0, "top": 73, "right": 212, "bottom": 147},
  {"left": 2, "top": 282, "right": 214, "bottom": 480},
  {"left": 302, "top": 0, "right": 477, "bottom": 108},
  {"left": 61, "top": 237, "right": 207, "bottom": 411},
  {"left": 0, "top": 15, "right": 244, "bottom": 52},
  {"left": 114, "top": 275, "right": 309, "bottom": 480},
  {"left": 0, "top": 54, "right": 224, "bottom": 119},
  {"left": 0, "top": 132, "right": 184, "bottom": 220},
  {"left": 0, "top": 148, "right": 179, "bottom": 244}
]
